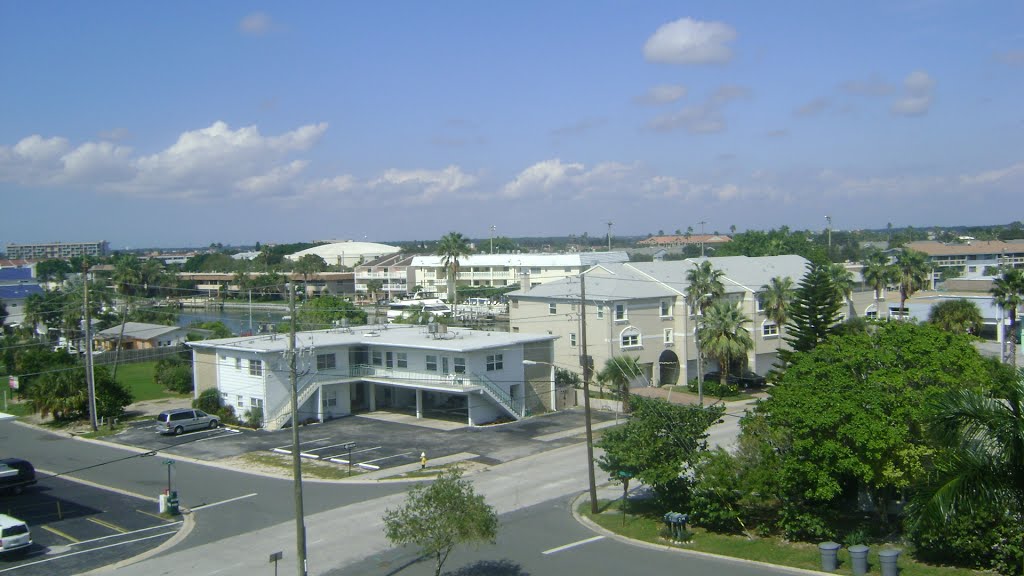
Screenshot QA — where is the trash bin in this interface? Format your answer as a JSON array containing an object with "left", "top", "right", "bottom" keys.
[
  {"left": 166, "top": 490, "right": 180, "bottom": 515},
  {"left": 879, "top": 548, "right": 901, "bottom": 576},
  {"left": 849, "top": 545, "right": 870, "bottom": 576},
  {"left": 818, "top": 541, "right": 841, "bottom": 572}
]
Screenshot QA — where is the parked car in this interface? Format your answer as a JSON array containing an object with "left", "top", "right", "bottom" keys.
[
  {"left": 155, "top": 409, "right": 219, "bottom": 435},
  {"left": 0, "top": 514, "right": 32, "bottom": 555},
  {"left": 702, "top": 371, "right": 767, "bottom": 389},
  {"left": 0, "top": 459, "right": 36, "bottom": 496}
]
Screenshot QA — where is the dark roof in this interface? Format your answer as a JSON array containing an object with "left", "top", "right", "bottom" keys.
[
  {"left": 0, "top": 285, "right": 43, "bottom": 300},
  {"left": 0, "top": 268, "right": 33, "bottom": 282}
]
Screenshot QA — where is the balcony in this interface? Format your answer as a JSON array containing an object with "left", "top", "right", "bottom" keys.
[{"left": 310, "top": 364, "right": 483, "bottom": 393}]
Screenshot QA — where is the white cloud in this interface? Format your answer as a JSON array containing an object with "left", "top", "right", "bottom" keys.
[
  {"left": 638, "top": 84, "right": 688, "bottom": 105},
  {"left": 240, "top": 12, "right": 272, "bottom": 35},
  {"left": 648, "top": 85, "right": 749, "bottom": 133},
  {"left": 643, "top": 18, "right": 736, "bottom": 64},
  {"left": 0, "top": 135, "right": 69, "bottom": 185},
  {"left": 959, "top": 161, "right": 1024, "bottom": 186},
  {"left": 235, "top": 160, "right": 309, "bottom": 197},
  {"left": 370, "top": 165, "right": 478, "bottom": 204},
  {"left": 501, "top": 159, "right": 585, "bottom": 198},
  {"left": 305, "top": 174, "right": 357, "bottom": 195},
  {"left": 891, "top": 70, "right": 934, "bottom": 116}
]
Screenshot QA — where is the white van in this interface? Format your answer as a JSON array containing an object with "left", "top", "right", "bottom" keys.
[{"left": 0, "top": 514, "right": 31, "bottom": 555}]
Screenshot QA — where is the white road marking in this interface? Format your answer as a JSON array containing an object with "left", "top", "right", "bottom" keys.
[
  {"left": 0, "top": 531, "right": 177, "bottom": 573},
  {"left": 359, "top": 451, "right": 414, "bottom": 465},
  {"left": 190, "top": 492, "right": 258, "bottom": 511},
  {"left": 323, "top": 446, "right": 381, "bottom": 459},
  {"left": 70, "top": 521, "right": 184, "bottom": 547},
  {"left": 542, "top": 535, "right": 605, "bottom": 555},
  {"left": 272, "top": 437, "right": 330, "bottom": 451},
  {"left": 189, "top": 429, "right": 242, "bottom": 443}
]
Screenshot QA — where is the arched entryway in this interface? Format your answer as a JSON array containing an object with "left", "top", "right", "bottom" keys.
[{"left": 658, "top": 349, "right": 680, "bottom": 387}]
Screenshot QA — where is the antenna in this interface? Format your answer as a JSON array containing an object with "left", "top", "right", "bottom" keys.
[{"left": 606, "top": 221, "right": 613, "bottom": 251}]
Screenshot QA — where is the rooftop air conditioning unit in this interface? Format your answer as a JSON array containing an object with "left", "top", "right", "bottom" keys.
[
  {"left": 436, "top": 323, "right": 447, "bottom": 335},
  {"left": 428, "top": 323, "right": 439, "bottom": 334}
]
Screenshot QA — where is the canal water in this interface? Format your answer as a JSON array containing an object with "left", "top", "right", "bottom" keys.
[{"left": 177, "top": 305, "right": 290, "bottom": 336}]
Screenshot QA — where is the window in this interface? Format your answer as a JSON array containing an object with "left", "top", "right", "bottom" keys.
[
  {"left": 249, "top": 359, "right": 263, "bottom": 376},
  {"left": 396, "top": 352, "right": 408, "bottom": 368},
  {"left": 486, "top": 354, "right": 504, "bottom": 371},
  {"left": 454, "top": 357, "right": 466, "bottom": 374},
  {"left": 221, "top": 392, "right": 228, "bottom": 402},
  {"left": 569, "top": 332, "right": 577, "bottom": 347},
  {"left": 663, "top": 328, "right": 674, "bottom": 344},
  {"left": 756, "top": 294, "right": 766, "bottom": 312},
  {"left": 371, "top": 351, "right": 383, "bottom": 366},
  {"left": 250, "top": 397, "right": 264, "bottom": 409},
  {"left": 512, "top": 326, "right": 520, "bottom": 333},
  {"left": 549, "top": 303, "right": 557, "bottom": 315},
  {"left": 660, "top": 300, "right": 672, "bottom": 317},
  {"left": 316, "top": 353, "right": 336, "bottom": 370},
  {"left": 866, "top": 309, "right": 878, "bottom": 319},
  {"left": 235, "top": 358, "right": 242, "bottom": 370},
  {"left": 596, "top": 305, "right": 604, "bottom": 319},
  {"left": 620, "top": 327, "right": 641, "bottom": 348},
  {"left": 762, "top": 322, "right": 779, "bottom": 337},
  {"left": 237, "top": 395, "right": 244, "bottom": 408},
  {"left": 426, "top": 355, "right": 438, "bottom": 371},
  {"left": 615, "top": 303, "right": 626, "bottom": 321}
]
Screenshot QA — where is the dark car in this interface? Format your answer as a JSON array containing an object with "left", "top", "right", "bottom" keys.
[
  {"left": 703, "top": 371, "right": 767, "bottom": 389},
  {"left": 0, "top": 459, "right": 37, "bottom": 496}
]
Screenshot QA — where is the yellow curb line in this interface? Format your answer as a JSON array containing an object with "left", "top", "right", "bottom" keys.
[
  {"left": 40, "top": 524, "right": 80, "bottom": 543},
  {"left": 87, "top": 516, "right": 128, "bottom": 533}
]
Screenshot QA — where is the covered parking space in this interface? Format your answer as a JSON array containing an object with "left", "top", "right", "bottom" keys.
[{"left": 349, "top": 377, "right": 482, "bottom": 425}]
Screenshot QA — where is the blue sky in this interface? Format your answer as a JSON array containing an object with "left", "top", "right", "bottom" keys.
[{"left": 2, "top": 1, "right": 1022, "bottom": 249}]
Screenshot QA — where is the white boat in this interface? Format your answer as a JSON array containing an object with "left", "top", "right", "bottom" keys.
[{"left": 386, "top": 296, "right": 451, "bottom": 322}]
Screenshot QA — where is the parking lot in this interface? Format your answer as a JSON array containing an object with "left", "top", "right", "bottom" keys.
[
  {"left": 106, "top": 407, "right": 622, "bottom": 476},
  {"left": 0, "top": 476, "right": 179, "bottom": 575}
]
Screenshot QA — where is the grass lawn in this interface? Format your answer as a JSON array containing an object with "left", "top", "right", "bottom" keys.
[
  {"left": 112, "top": 361, "right": 189, "bottom": 402},
  {"left": 241, "top": 452, "right": 365, "bottom": 480},
  {"left": 581, "top": 498, "right": 983, "bottom": 576}
]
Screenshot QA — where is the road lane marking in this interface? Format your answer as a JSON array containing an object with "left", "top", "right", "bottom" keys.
[
  {"left": 40, "top": 524, "right": 80, "bottom": 543},
  {"left": 0, "top": 531, "right": 177, "bottom": 574},
  {"left": 87, "top": 517, "right": 128, "bottom": 533},
  {"left": 71, "top": 521, "right": 183, "bottom": 547},
  {"left": 190, "top": 492, "right": 257, "bottom": 511},
  {"left": 542, "top": 535, "right": 604, "bottom": 555}
]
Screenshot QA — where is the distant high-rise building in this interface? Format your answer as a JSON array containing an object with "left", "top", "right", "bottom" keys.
[{"left": 5, "top": 241, "right": 110, "bottom": 260}]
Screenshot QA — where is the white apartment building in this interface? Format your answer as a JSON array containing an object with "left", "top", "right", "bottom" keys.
[
  {"left": 188, "top": 324, "right": 565, "bottom": 430},
  {"left": 906, "top": 240, "right": 1024, "bottom": 280}
]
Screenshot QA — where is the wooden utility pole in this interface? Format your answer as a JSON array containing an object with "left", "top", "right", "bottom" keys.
[
  {"left": 288, "top": 284, "right": 308, "bottom": 576},
  {"left": 579, "top": 273, "right": 599, "bottom": 514}
]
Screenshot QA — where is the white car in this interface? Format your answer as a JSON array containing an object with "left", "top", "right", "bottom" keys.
[{"left": 0, "top": 514, "right": 32, "bottom": 555}]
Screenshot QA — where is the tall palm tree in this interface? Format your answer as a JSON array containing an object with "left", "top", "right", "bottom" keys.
[
  {"left": 685, "top": 261, "right": 725, "bottom": 315},
  {"left": 894, "top": 248, "right": 930, "bottom": 320},
  {"left": 861, "top": 250, "right": 894, "bottom": 320},
  {"left": 910, "top": 368, "right": 1024, "bottom": 543},
  {"left": 699, "top": 300, "right": 753, "bottom": 388},
  {"left": 436, "top": 232, "right": 471, "bottom": 316},
  {"left": 294, "top": 254, "right": 327, "bottom": 298},
  {"left": 991, "top": 268, "right": 1024, "bottom": 367},
  {"left": 760, "top": 276, "right": 794, "bottom": 352},
  {"left": 827, "top": 263, "right": 855, "bottom": 319},
  {"left": 596, "top": 355, "right": 642, "bottom": 413},
  {"left": 112, "top": 255, "right": 141, "bottom": 297}
]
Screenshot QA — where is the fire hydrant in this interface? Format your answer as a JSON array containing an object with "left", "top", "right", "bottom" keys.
[{"left": 420, "top": 452, "right": 427, "bottom": 470}]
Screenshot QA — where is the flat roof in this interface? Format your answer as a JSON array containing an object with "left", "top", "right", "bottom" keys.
[{"left": 188, "top": 324, "right": 556, "bottom": 354}]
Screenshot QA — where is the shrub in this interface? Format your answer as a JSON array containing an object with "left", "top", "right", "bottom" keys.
[
  {"left": 154, "top": 358, "right": 194, "bottom": 394},
  {"left": 193, "top": 388, "right": 221, "bottom": 414},
  {"left": 216, "top": 404, "right": 239, "bottom": 426},
  {"left": 686, "top": 376, "right": 738, "bottom": 398},
  {"left": 909, "top": 505, "right": 1024, "bottom": 574},
  {"left": 243, "top": 406, "right": 263, "bottom": 429}
]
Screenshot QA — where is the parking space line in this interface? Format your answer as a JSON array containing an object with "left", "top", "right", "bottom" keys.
[
  {"left": 301, "top": 441, "right": 355, "bottom": 453},
  {"left": 136, "top": 508, "right": 174, "bottom": 522},
  {"left": 40, "top": 524, "right": 80, "bottom": 543},
  {"left": 273, "top": 437, "right": 330, "bottom": 451},
  {"left": 0, "top": 530, "right": 177, "bottom": 574},
  {"left": 357, "top": 451, "right": 414, "bottom": 469},
  {"left": 190, "top": 429, "right": 242, "bottom": 443},
  {"left": 71, "top": 521, "right": 183, "bottom": 547},
  {"left": 323, "top": 446, "right": 381, "bottom": 459},
  {"left": 87, "top": 516, "right": 128, "bottom": 533}
]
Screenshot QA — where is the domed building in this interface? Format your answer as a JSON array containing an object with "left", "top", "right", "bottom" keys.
[{"left": 286, "top": 240, "right": 400, "bottom": 268}]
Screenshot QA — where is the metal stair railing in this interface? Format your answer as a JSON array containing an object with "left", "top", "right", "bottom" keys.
[{"left": 472, "top": 372, "right": 525, "bottom": 419}]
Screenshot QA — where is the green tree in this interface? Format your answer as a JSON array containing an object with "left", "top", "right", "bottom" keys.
[
  {"left": 760, "top": 276, "right": 794, "bottom": 354},
  {"left": 382, "top": 467, "right": 498, "bottom": 576},
  {"left": 436, "top": 232, "right": 471, "bottom": 315},
  {"left": 991, "top": 268, "right": 1024, "bottom": 367},
  {"left": 155, "top": 357, "right": 194, "bottom": 394},
  {"left": 827, "top": 263, "right": 855, "bottom": 319},
  {"left": 699, "top": 301, "right": 753, "bottom": 387},
  {"left": 928, "top": 299, "right": 984, "bottom": 335},
  {"left": 94, "top": 367, "right": 133, "bottom": 428},
  {"left": 293, "top": 253, "right": 327, "bottom": 296},
  {"left": 26, "top": 367, "right": 88, "bottom": 420},
  {"left": 111, "top": 254, "right": 142, "bottom": 296},
  {"left": 595, "top": 355, "right": 642, "bottom": 413},
  {"left": 685, "top": 261, "right": 725, "bottom": 315},
  {"left": 34, "top": 259, "right": 73, "bottom": 283},
  {"left": 894, "top": 248, "right": 930, "bottom": 319},
  {"left": 861, "top": 250, "right": 894, "bottom": 320},
  {"left": 596, "top": 395, "right": 724, "bottom": 507},
  {"left": 188, "top": 321, "right": 232, "bottom": 339},
  {"left": 296, "top": 295, "right": 367, "bottom": 329},
  {"left": 782, "top": 261, "right": 842, "bottom": 359},
  {"left": 0, "top": 298, "right": 6, "bottom": 329}
]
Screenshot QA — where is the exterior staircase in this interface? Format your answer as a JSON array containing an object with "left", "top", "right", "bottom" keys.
[{"left": 473, "top": 373, "right": 525, "bottom": 420}]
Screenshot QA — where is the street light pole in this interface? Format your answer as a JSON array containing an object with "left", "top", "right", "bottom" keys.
[
  {"left": 578, "top": 273, "right": 599, "bottom": 514},
  {"left": 287, "top": 284, "right": 308, "bottom": 576},
  {"left": 825, "top": 215, "right": 832, "bottom": 258}
]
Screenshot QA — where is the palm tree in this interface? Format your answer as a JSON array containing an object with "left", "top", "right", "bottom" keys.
[
  {"left": 685, "top": 261, "right": 725, "bottom": 315},
  {"left": 293, "top": 254, "right": 327, "bottom": 298},
  {"left": 111, "top": 255, "right": 141, "bottom": 296},
  {"left": 909, "top": 368, "right": 1024, "bottom": 548},
  {"left": 760, "top": 276, "right": 794, "bottom": 352},
  {"left": 861, "top": 250, "right": 894, "bottom": 320},
  {"left": 928, "top": 299, "right": 984, "bottom": 336},
  {"left": 894, "top": 248, "right": 930, "bottom": 320},
  {"left": 27, "top": 368, "right": 88, "bottom": 420},
  {"left": 699, "top": 300, "right": 753, "bottom": 388},
  {"left": 827, "top": 263, "right": 855, "bottom": 319},
  {"left": 596, "top": 355, "right": 642, "bottom": 413},
  {"left": 991, "top": 268, "right": 1024, "bottom": 367},
  {"left": 436, "top": 232, "right": 471, "bottom": 316}
]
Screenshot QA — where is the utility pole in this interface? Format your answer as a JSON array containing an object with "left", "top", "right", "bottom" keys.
[
  {"left": 288, "top": 284, "right": 308, "bottom": 576},
  {"left": 825, "top": 215, "right": 832, "bottom": 259},
  {"left": 606, "top": 221, "right": 613, "bottom": 251},
  {"left": 578, "top": 274, "right": 599, "bottom": 514},
  {"left": 490, "top": 225, "right": 496, "bottom": 254},
  {"left": 82, "top": 265, "right": 98, "bottom": 431},
  {"left": 698, "top": 220, "right": 707, "bottom": 257}
]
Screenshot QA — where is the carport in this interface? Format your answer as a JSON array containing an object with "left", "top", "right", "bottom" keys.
[{"left": 352, "top": 379, "right": 474, "bottom": 424}]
